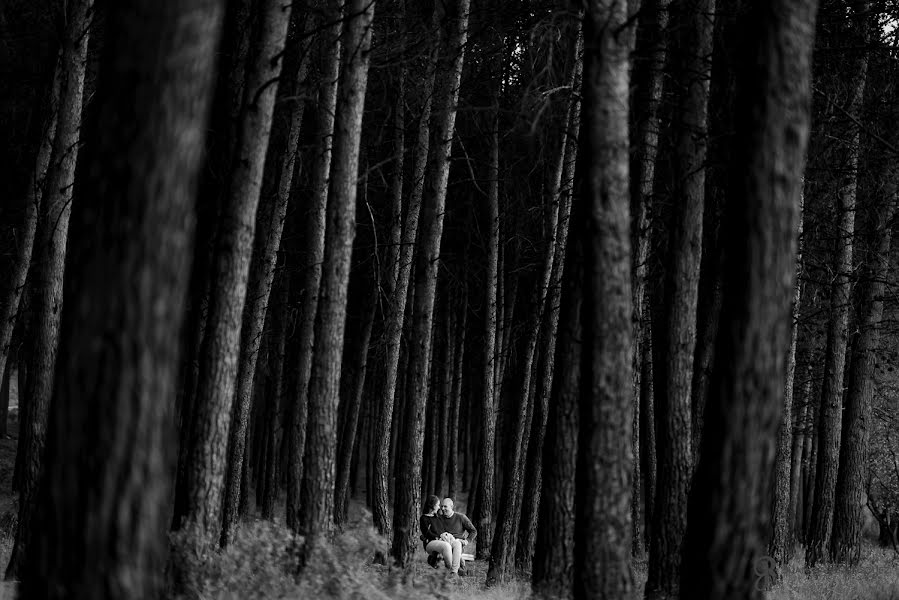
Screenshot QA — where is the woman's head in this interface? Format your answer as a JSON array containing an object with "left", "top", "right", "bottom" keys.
[{"left": 424, "top": 495, "right": 440, "bottom": 514}]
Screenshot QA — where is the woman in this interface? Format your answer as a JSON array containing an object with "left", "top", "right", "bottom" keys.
[{"left": 420, "top": 495, "right": 452, "bottom": 569}]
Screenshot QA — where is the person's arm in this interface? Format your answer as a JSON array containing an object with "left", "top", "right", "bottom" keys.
[{"left": 460, "top": 514, "right": 477, "bottom": 547}]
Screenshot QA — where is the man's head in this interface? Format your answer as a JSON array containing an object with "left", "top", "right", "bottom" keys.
[{"left": 440, "top": 498, "right": 455, "bottom": 517}]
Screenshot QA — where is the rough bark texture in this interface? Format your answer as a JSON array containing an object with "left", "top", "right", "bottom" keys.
[
  {"left": 831, "top": 130, "right": 896, "bottom": 565},
  {"left": 769, "top": 198, "right": 805, "bottom": 564},
  {"left": 6, "top": 0, "right": 91, "bottom": 580},
  {"left": 286, "top": 2, "right": 341, "bottom": 532},
  {"left": 182, "top": 0, "right": 292, "bottom": 546},
  {"left": 645, "top": 1, "right": 714, "bottom": 597},
  {"left": 220, "top": 5, "right": 311, "bottom": 547},
  {"left": 19, "top": 0, "right": 223, "bottom": 594},
  {"left": 679, "top": 0, "right": 817, "bottom": 597},
  {"left": 391, "top": 0, "right": 469, "bottom": 567},
  {"left": 517, "top": 58, "right": 581, "bottom": 574},
  {"left": 0, "top": 57, "right": 61, "bottom": 389},
  {"left": 299, "top": 0, "right": 374, "bottom": 550},
  {"left": 628, "top": 0, "right": 668, "bottom": 557},
  {"left": 532, "top": 125, "right": 584, "bottom": 600},
  {"left": 371, "top": 46, "right": 436, "bottom": 539},
  {"left": 789, "top": 371, "right": 811, "bottom": 542},
  {"left": 805, "top": 25, "right": 868, "bottom": 567},
  {"left": 475, "top": 83, "right": 501, "bottom": 563},
  {"left": 575, "top": 2, "right": 636, "bottom": 597}
]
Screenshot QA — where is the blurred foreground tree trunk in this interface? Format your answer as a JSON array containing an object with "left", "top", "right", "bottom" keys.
[
  {"left": 20, "top": 0, "right": 224, "bottom": 595},
  {"left": 680, "top": 0, "right": 818, "bottom": 597}
]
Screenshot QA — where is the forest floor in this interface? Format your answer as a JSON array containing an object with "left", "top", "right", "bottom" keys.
[{"left": 0, "top": 404, "right": 894, "bottom": 598}]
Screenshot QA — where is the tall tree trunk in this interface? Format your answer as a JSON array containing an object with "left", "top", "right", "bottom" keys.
[
  {"left": 475, "top": 71, "right": 501, "bottom": 563},
  {"left": 790, "top": 371, "right": 811, "bottom": 543},
  {"left": 391, "top": 0, "right": 469, "bottom": 567},
  {"left": 629, "top": 0, "right": 668, "bottom": 558},
  {"left": 20, "top": 0, "right": 223, "bottom": 594},
  {"left": 261, "top": 276, "right": 288, "bottom": 520},
  {"left": 679, "top": 0, "right": 818, "bottom": 597},
  {"left": 517, "top": 88, "right": 579, "bottom": 572},
  {"left": 0, "top": 56, "right": 62, "bottom": 389},
  {"left": 286, "top": 2, "right": 342, "bottom": 532},
  {"left": 6, "top": 0, "right": 92, "bottom": 580},
  {"left": 182, "top": 0, "right": 292, "bottom": 547},
  {"left": 299, "top": 0, "right": 374, "bottom": 552},
  {"left": 448, "top": 296, "right": 466, "bottom": 498},
  {"left": 575, "top": 2, "right": 636, "bottom": 597},
  {"left": 831, "top": 111, "right": 896, "bottom": 564},
  {"left": 532, "top": 126, "right": 584, "bottom": 600},
  {"left": 220, "top": 5, "right": 312, "bottom": 547},
  {"left": 371, "top": 43, "right": 437, "bottom": 539},
  {"left": 489, "top": 30, "right": 582, "bottom": 582},
  {"left": 334, "top": 294, "right": 377, "bottom": 524},
  {"left": 805, "top": 18, "right": 868, "bottom": 566},
  {"left": 645, "top": 1, "right": 714, "bottom": 597},
  {"left": 769, "top": 197, "right": 805, "bottom": 564},
  {"left": 171, "top": 0, "right": 253, "bottom": 530}
]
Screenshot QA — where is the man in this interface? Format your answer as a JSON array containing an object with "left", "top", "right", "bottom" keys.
[{"left": 435, "top": 498, "right": 477, "bottom": 575}]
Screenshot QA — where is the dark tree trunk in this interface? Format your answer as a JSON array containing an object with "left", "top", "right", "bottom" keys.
[
  {"left": 262, "top": 275, "right": 289, "bottom": 521},
  {"left": 805, "top": 15, "right": 868, "bottom": 566},
  {"left": 286, "top": 1, "right": 342, "bottom": 532},
  {"left": 679, "top": 0, "right": 818, "bottom": 597},
  {"left": 769, "top": 193, "right": 805, "bottom": 563},
  {"left": 19, "top": 0, "right": 223, "bottom": 594},
  {"left": 645, "top": 2, "right": 714, "bottom": 597},
  {"left": 390, "top": 0, "right": 469, "bottom": 568},
  {"left": 574, "top": 2, "right": 637, "bottom": 596},
  {"left": 299, "top": 0, "right": 374, "bottom": 552},
  {"left": 182, "top": 0, "right": 292, "bottom": 547},
  {"left": 220, "top": 4, "right": 311, "bottom": 547},
  {"left": 6, "top": 0, "right": 92, "bottom": 580},
  {"left": 831, "top": 111, "right": 896, "bottom": 564}
]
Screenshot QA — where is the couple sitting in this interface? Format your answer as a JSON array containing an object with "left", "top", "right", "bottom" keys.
[{"left": 419, "top": 495, "right": 477, "bottom": 575}]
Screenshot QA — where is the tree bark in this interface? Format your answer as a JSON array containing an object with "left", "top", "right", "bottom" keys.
[
  {"left": 645, "top": 1, "right": 714, "bottom": 597},
  {"left": 805, "top": 18, "right": 868, "bottom": 566},
  {"left": 6, "top": 0, "right": 92, "bottom": 580},
  {"left": 299, "top": 0, "right": 374, "bottom": 552},
  {"left": 679, "top": 0, "right": 818, "bottom": 597},
  {"left": 769, "top": 195, "right": 805, "bottom": 564},
  {"left": 790, "top": 371, "right": 812, "bottom": 543},
  {"left": 575, "top": 2, "right": 636, "bottom": 596},
  {"left": 286, "top": 1, "right": 342, "bottom": 532},
  {"left": 831, "top": 96, "right": 896, "bottom": 564},
  {"left": 0, "top": 56, "right": 62, "bottom": 390},
  {"left": 19, "top": 0, "right": 223, "bottom": 594},
  {"left": 181, "top": 0, "right": 292, "bottom": 547},
  {"left": 219, "top": 5, "right": 312, "bottom": 547},
  {"left": 391, "top": 0, "right": 469, "bottom": 567}
]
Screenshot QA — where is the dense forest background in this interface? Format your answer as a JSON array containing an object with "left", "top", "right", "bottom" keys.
[{"left": 1, "top": 0, "right": 899, "bottom": 599}]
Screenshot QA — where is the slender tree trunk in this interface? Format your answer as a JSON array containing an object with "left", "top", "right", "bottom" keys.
[
  {"left": 629, "top": 0, "right": 668, "bottom": 558},
  {"left": 299, "top": 0, "right": 374, "bottom": 552},
  {"left": 262, "top": 276, "right": 288, "bottom": 520},
  {"left": 20, "top": 0, "right": 223, "bottom": 594},
  {"left": 171, "top": 0, "right": 253, "bottom": 530},
  {"left": 391, "top": 0, "right": 469, "bottom": 567},
  {"left": 679, "top": 0, "right": 817, "bottom": 597},
  {"left": 0, "top": 57, "right": 62, "bottom": 389},
  {"left": 803, "top": 386, "right": 819, "bottom": 543},
  {"left": 286, "top": 3, "right": 342, "bottom": 532},
  {"left": 645, "top": 2, "right": 714, "bottom": 597},
  {"left": 6, "top": 0, "right": 92, "bottom": 580},
  {"left": 575, "top": 2, "right": 636, "bottom": 596},
  {"left": 806, "top": 21, "right": 868, "bottom": 566},
  {"left": 770, "top": 197, "right": 805, "bottom": 564},
  {"left": 448, "top": 296, "right": 466, "bottom": 498},
  {"left": 475, "top": 73, "right": 501, "bottom": 563},
  {"left": 334, "top": 295, "right": 377, "bottom": 524},
  {"left": 489, "top": 32, "right": 582, "bottom": 582},
  {"left": 220, "top": 6, "right": 312, "bottom": 547},
  {"left": 182, "top": 0, "right": 292, "bottom": 547},
  {"left": 532, "top": 126, "right": 584, "bottom": 600},
  {"left": 790, "top": 372, "right": 811, "bottom": 543},
  {"left": 831, "top": 123, "right": 896, "bottom": 565}
]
